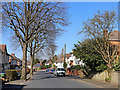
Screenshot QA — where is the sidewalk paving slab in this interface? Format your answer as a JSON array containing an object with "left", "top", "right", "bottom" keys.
[
  {"left": 69, "top": 75, "right": 119, "bottom": 89},
  {"left": 3, "top": 71, "right": 37, "bottom": 85}
]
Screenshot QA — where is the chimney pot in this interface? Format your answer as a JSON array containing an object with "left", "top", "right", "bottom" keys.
[{"left": 11, "top": 53, "right": 15, "bottom": 57}]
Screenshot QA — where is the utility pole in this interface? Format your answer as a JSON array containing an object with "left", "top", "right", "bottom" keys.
[
  {"left": 61, "top": 48, "right": 64, "bottom": 58},
  {"left": 64, "top": 44, "right": 66, "bottom": 68}
]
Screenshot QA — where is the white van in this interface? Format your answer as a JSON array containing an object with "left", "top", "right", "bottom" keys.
[{"left": 54, "top": 67, "right": 65, "bottom": 77}]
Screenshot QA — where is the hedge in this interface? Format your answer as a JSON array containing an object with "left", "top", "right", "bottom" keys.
[
  {"left": 70, "top": 65, "right": 81, "bottom": 71},
  {"left": 5, "top": 69, "right": 22, "bottom": 81},
  {"left": 40, "top": 64, "right": 52, "bottom": 69}
]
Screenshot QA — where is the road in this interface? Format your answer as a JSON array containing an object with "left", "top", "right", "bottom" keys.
[{"left": 24, "top": 71, "right": 98, "bottom": 88}]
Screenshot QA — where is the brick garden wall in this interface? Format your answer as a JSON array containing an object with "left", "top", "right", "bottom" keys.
[{"left": 91, "top": 70, "right": 120, "bottom": 86}]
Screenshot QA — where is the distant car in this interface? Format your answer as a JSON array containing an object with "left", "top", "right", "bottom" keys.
[
  {"left": 49, "top": 69, "right": 51, "bottom": 73},
  {"left": 54, "top": 67, "right": 65, "bottom": 77},
  {"left": 48, "top": 69, "right": 55, "bottom": 74},
  {"left": 46, "top": 69, "right": 49, "bottom": 72},
  {"left": 50, "top": 69, "right": 55, "bottom": 74}
]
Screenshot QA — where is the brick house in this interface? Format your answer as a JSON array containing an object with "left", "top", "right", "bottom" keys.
[
  {"left": 104, "top": 30, "right": 120, "bottom": 61},
  {"left": 0, "top": 44, "right": 10, "bottom": 73},
  {"left": 9, "top": 53, "right": 22, "bottom": 69},
  {"left": 109, "top": 30, "right": 120, "bottom": 60}
]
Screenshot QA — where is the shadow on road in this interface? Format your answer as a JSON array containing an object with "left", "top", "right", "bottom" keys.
[{"left": 2, "top": 84, "right": 26, "bottom": 90}]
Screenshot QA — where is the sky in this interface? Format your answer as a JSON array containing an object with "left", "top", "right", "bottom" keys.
[
  {"left": 1, "top": 2, "right": 118, "bottom": 60},
  {"left": 55, "top": 2, "right": 118, "bottom": 55}
]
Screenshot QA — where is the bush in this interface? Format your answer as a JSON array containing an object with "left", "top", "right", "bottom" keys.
[
  {"left": 70, "top": 65, "right": 81, "bottom": 71},
  {"left": 5, "top": 69, "right": 22, "bottom": 81},
  {"left": 5, "top": 70, "right": 18, "bottom": 81},
  {"left": 63, "top": 62, "right": 67, "bottom": 69},
  {"left": 16, "top": 70, "right": 22, "bottom": 76},
  {"left": 105, "top": 78, "right": 111, "bottom": 82},
  {"left": 40, "top": 64, "right": 52, "bottom": 69},
  {"left": 113, "top": 59, "right": 120, "bottom": 71},
  {"left": 74, "top": 65, "right": 81, "bottom": 70},
  {"left": 0, "top": 73, "right": 6, "bottom": 78}
]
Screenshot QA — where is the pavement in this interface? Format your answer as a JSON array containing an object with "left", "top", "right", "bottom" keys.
[
  {"left": 2, "top": 72, "right": 37, "bottom": 90},
  {"left": 1, "top": 71, "right": 119, "bottom": 89},
  {"left": 69, "top": 76, "right": 118, "bottom": 88}
]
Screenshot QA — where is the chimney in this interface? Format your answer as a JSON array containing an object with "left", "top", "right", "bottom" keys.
[
  {"left": 11, "top": 53, "right": 15, "bottom": 57},
  {"left": 103, "top": 30, "right": 108, "bottom": 37}
]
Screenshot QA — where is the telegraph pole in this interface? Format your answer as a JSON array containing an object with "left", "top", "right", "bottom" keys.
[{"left": 64, "top": 44, "right": 66, "bottom": 68}]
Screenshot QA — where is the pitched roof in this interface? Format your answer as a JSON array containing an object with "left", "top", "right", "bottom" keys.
[
  {"left": 56, "top": 58, "right": 64, "bottom": 63},
  {"left": 66, "top": 53, "right": 71, "bottom": 59},
  {"left": 9, "top": 54, "right": 22, "bottom": 62},
  {"left": 109, "top": 30, "right": 120, "bottom": 41}
]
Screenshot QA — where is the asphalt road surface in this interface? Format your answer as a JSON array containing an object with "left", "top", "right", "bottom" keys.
[{"left": 24, "top": 71, "right": 98, "bottom": 88}]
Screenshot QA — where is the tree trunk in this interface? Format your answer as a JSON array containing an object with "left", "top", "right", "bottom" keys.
[
  {"left": 21, "top": 43, "right": 27, "bottom": 81},
  {"left": 107, "top": 67, "right": 112, "bottom": 79},
  {"left": 30, "top": 54, "right": 34, "bottom": 77}
]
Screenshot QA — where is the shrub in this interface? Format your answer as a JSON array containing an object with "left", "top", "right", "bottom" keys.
[
  {"left": 74, "top": 65, "right": 81, "bottom": 70},
  {"left": 16, "top": 70, "right": 22, "bottom": 76},
  {"left": 0, "top": 73, "right": 6, "bottom": 78},
  {"left": 63, "top": 62, "right": 67, "bottom": 69},
  {"left": 5, "top": 69, "right": 22, "bottom": 81},
  {"left": 105, "top": 78, "right": 111, "bottom": 82},
  {"left": 40, "top": 64, "right": 52, "bottom": 69},
  {"left": 5, "top": 70, "right": 18, "bottom": 81},
  {"left": 113, "top": 58, "right": 120, "bottom": 71},
  {"left": 70, "top": 65, "right": 81, "bottom": 71}
]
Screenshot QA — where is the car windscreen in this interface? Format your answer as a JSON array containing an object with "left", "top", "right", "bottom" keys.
[{"left": 57, "top": 68, "right": 64, "bottom": 71}]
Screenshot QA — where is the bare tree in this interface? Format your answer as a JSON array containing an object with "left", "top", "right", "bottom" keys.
[
  {"left": 45, "top": 42, "right": 57, "bottom": 63},
  {"left": 2, "top": 2, "right": 69, "bottom": 81},
  {"left": 28, "top": 23, "right": 59, "bottom": 76},
  {"left": 79, "top": 10, "right": 118, "bottom": 78}
]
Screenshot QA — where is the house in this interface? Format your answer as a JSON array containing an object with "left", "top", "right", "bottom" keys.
[
  {"left": 45, "top": 60, "right": 52, "bottom": 66},
  {"left": 65, "top": 53, "right": 85, "bottom": 68},
  {"left": 54, "top": 53, "right": 85, "bottom": 68},
  {"left": 9, "top": 53, "right": 22, "bottom": 69},
  {"left": 109, "top": 30, "right": 120, "bottom": 56},
  {"left": 104, "top": 30, "right": 120, "bottom": 61},
  {"left": 0, "top": 44, "right": 10, "bottom": 73},
  {"left": 54, "top": 58, "right": 64, "bottom": 68}
]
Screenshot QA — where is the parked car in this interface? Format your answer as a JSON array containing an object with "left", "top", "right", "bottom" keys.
[
  {"left": 50, "top": 69, "right": 55, "bottom": 74},
  {"left": 54, "top": 67, "right": 65, "bottom": 77},
  {"left": 46, "top": 69, "right": 49, "bottom": 72},
  {"left": 48, "top": 69, "right": 55, "bottom": 74}
]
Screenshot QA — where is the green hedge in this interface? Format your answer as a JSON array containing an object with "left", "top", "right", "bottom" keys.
[
  {"left": 5, "top": 69, "right": 22, "bottom": 81},
  {"left": 0, "top": 73, "right": 6, "bottom": 78},
  {"left": 40, "top": 64, "right": 52, "bottom": 69},
  {"left": 70, "top": 65, "right": 81, "bottom": 71}
]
